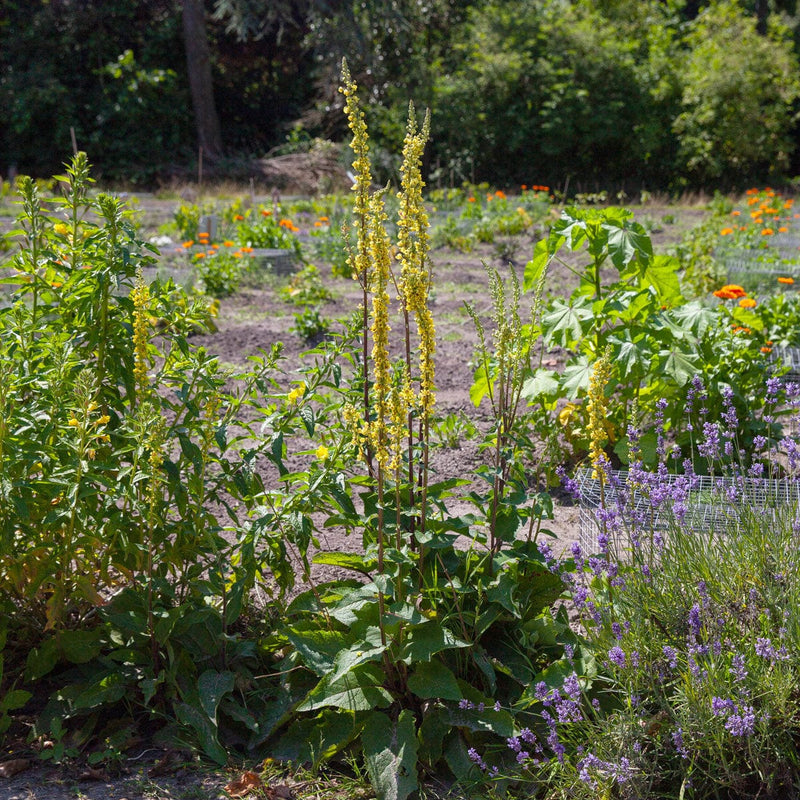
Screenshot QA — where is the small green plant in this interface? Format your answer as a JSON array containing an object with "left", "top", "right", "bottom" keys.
[
  {"left": 194, "top": 249, "right": 246, "bottom": 297},
  {"left": 279, "top": 263, "right": 333, "bottom": 306},
  {"left": 290, "top": 306, "right": 330, "bottom": 342},
  {"left": 431, "top": 410, "right": 478, "bottom": 448}
]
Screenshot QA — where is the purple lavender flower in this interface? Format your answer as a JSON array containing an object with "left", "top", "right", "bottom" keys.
[
  {"left": 611, "top": 622, "right": 623, "bottom": 640},
  {"left": 563, "top": 673, "right": 581, "bottom": 699},
  {"left": 467, "top": 747, "right": 487, "bottom": 770},
  {"left": 712, "top": 696, "right": 735, "bottom": 716},
  {"left": 662, "top": 645, "right": 678, "bottom": 670},
  {"left": 608, "top": 646, "right": 626, "bottom": 668},
  {"left": 569, "top": 541, "right": 584, "bottom": 571},
  {"left": 507, "top": 736, "right": 521, "bottom": 752},
  {"left": 730, "top": 653, "right": 748, "bottom": 682},
  {"left": 725, "top": 705, "right": 757, "bottom": 737},
  {"left": 534, "top": 681, "right": 549, "bottom": 702},
  {"left": 688, "top": 603, "right": 702, "bottom": 638},
  {"left": 672, "top": 727, "right": 688, "bottom": 758},
  {"left": 755, "top": 637, "right": 774, "bottom": 659}
]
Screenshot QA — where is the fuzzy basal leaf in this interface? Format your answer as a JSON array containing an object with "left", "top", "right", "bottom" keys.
[
  {"left": 363, "top": 709, "right": 419, "bottom": 800},
  {"left": 296, "top": 662, "right": 393, "bottom": 712}
]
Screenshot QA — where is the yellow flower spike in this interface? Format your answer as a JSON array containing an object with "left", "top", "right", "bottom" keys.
[
  {"left": 130, "top": 269, "right": 151, "bottom": 397},
  {"left": 367, "top": 191, "right": 393, "bottom": 469},
  {"left": 67, "top": 417, "right": 79, "bottom": 427},
  {"left": 396, "top": 103, "right": 436, "bottom": 417},
  {"left": 340, "top": 60, "right": 372, "bottom": 284},
  {"left": 315, "top": 445, "right": 330, "bottom": 461},
  {"left": 587, "top": 349, "right": 613, "bottom": 481},
  {"left": 98, "top": 414, "right": 110, "bottom": 425}
]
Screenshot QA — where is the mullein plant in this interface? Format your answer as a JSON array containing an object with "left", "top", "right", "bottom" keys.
[{"left": 270, "top": 65, "right": 568, "bottom": 800}]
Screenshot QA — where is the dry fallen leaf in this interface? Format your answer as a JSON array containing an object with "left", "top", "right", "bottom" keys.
[
  {"left": 224, "top": 770, "right": 263, "bottom": 798},
  {"left": 78, "top": 766, "right": 106, "bottom": 782},
  {"left": 0, "top": 759, "right": 31, "bottom": 778}
]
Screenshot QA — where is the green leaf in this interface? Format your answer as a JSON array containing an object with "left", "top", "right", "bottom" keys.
[
  {"left": 175, "top": 702, "right": 227, "bottom": 764},
  {"left": 521, "top": 369, "right": 561, "bottom": 402},
  {"left": 542, "top": 300, "right": 591, "bottom": 347},
  {"left": 272, "top": 709, "right": 360, "bottom": 767},
  {"left": 397, "top": 621, "right": 469, "bottom": 664},
  {"left": 325, "top": 627, "right": 387, "bottom": 686},
  {"left": 312, "top": 551, "right": 376, "bottom": 575},
  {"left": 407, "top": 661, "right": 462, "bottom": 701},
  {"left": 297, "top": 663, "right": 393, "bottom": 712},
  {"left": 561, "top": 357, "right": 592, "bottom": 398},
  {"left": 198, "top": 670, "right": 235, "bottom": 723},
  {"left": 523, "top": 238, "right": 550, "bottom": 292},
  {"left": 605, "top": 221, "right": 652, "bottom": 271},
  {"left": 58, "top": 628, "right": 104, "bottom": 664},
  {"left": 642, "top": 254, "right": 681, "bottom": 304},
  {"left": 24, "top": 638, "right": 60, "bottom": 682},
  {"left": 670, "top": 301, "right": 718, "bottom": 337},
  {"left": 612, "top": 337, "right": 647, "bottom": 380},
  {"left": 657, "top": 349, "right": 698, "bottom": 385},
  {"left": 1, "top": 689, "right": 31, "bottom": 712},
  {"left": 362, "top": 710, "right": 418, "bottom": 800},
  {"left": 418, "top": 707, "right": 450, "bottom": 767},
  {"left": 469, "top": 363, "right": 491, "bottom": 407},
  {"left": 287, "top": 624, "right": 350, "bottom": 677}
]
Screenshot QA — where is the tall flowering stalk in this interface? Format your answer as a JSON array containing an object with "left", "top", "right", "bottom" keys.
[
  {"left": 588, "top": 348, "right": 613, "bottom": 483},
  {"left": 340, "top": 60, "right": 375, "bottom": 476},
  {"left": 131, "top": 269, "right": 151, "bottom": 403},
  {"left": 396, "top": 104, "right": 434, "bottom": 533}
]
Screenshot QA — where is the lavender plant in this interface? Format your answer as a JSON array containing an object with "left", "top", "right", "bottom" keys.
[{"left": 463, "top": 377, "right": 800, "bottom": 798}]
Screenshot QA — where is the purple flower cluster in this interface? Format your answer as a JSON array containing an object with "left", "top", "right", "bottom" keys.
[
  {"left": 711, "top": 697, "right": 762, "bottom": 737},
  {"left": 578, "top": 752, "right": 634, "bottom": 788}
]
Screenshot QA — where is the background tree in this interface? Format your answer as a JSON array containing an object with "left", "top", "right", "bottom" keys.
[{"left": 183, "top": 0, "right": 223, "bottom": 159}]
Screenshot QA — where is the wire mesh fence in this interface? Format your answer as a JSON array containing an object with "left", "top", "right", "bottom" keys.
[{"left": 576, "top": 467, "right": 800, "bottom": 554}]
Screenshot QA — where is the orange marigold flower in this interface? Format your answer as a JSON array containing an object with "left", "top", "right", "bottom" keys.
[
  {"left": 761, "top": 346, "right": 773, "bottom": 354},
  {"left": 766, "top": 340, "right": 774, "bottom": 345},
  {"left": 521, "top": 184, "right": 528, "bottom": 190},
  {"left": 739, "top": 297, "right": 757, "bottom": 309},
  {"left": 279, "top": 218, "right": 294, "bottom": 229},
  {"left": 778, "top": 276, "right": 795, "bottom": 285},
  {"left": 713, "top": 284, "right": 747, "bottom": 299},
  {"left": 720, "top": 227, "right": 734, "bottom": 236},
  {"left": 779, "top": 226, "right": 788, "bottom": 233},
  {"left": 748, "top": 197, "right": 759, "bottom": 206},
  {"left": 731, "top": 210, "right": 741, "bottom": 216},
  {"left": 746, "top": 188, "right": 758, "bottom": 195},
  {"left": 467, "top": 197, "right": 476, "bottom": 203},
  {"left": 495, "top": 190, "right": 506, "bottom": 199},
  {"left": 223, "top": 240, "right": 235, "bottom": 247},
  {"left": 762, "top": 228, "right": 774, "bottom": 236},
  {"left": 261, "top": 209, "right": 272, "bottom": 217},
  {"left": 785, "top": 200, "right": 794, "bottom": 208},
  {"left": 194, "top": 252, "right": 206, "bottom": 260},
  {"left": 182, "top": 240, "right": 194, "bottom": 248},
  {"left": 234, "top": 214, "right": 244, "bottom": 221}
]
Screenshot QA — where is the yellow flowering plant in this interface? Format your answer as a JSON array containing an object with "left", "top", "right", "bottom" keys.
[{"left": 266, "top": 66, "right": 569, "bottom": 800}]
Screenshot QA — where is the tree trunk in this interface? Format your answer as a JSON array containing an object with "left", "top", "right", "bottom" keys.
[{"left": 182, "top": 0, "right": 223, "bottom": 159}]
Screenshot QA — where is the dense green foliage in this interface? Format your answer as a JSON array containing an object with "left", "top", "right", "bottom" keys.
[{"left": 3, "top": 0, "right": 800, "bottom": 188}]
